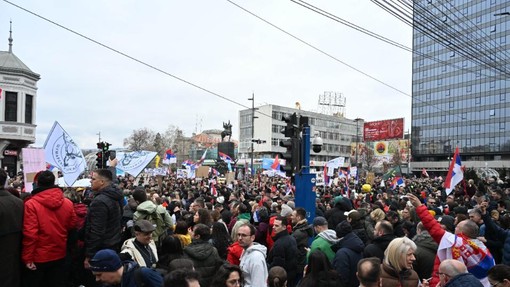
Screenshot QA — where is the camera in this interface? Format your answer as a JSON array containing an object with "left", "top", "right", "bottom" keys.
[{"left": 312, "top": 133, "right": 323, "bottom": 153}]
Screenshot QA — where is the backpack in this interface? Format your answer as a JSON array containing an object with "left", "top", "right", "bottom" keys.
[{"left": 134, "top": 209, "right": 168, "bottom": 245}]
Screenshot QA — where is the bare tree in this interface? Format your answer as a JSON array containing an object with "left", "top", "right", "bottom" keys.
[
  {"left": 361, "top": 145, "right": 377, "bottom": 172},
  {"left": 123, "top": 128, "right": 156, "bottom": 151}
]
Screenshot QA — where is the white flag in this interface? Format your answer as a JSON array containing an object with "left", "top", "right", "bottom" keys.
[
  {"left": 43, "top": 121, "right": 86, "bottom": 186},
  {"left": 115, "top": 150, "right": 157, "bottom": 178}
]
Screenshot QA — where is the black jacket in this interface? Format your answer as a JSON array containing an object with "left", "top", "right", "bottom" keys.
[
  {"left": 267, "top": 230, "right": 298, "bottom": 286},
  {"left": 298, "top": 270, "right": 343, "bottom": 287},
  {"left": 84, "top": 185, "right": 123, "bottom": 257},
  {"left": 444, "top": 273, "right": 484, "bottom": 287},
  {"left": 363, "top": 233, "right": 396, "bottom": 261},
  {"left": 292, "top": 220, "right": 314, "bottom": 274},
  {"left": 183, "top": 239, "right": 224, "bottom": 287},
  {"left": 332, "top": 233, "right": 365, "bottom": 287},
  {"left": 413, "top": 232, "right": 438, "bottom": 280}
]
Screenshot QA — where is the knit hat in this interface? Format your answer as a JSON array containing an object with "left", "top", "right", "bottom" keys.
[
  {"left": 280, "top": 204, "right": 293, "bottom": 217},
  {"left": 438, "top": 215, "right": 455, "bottom": 232},
  {"left": 89, "top": 249, "right": 122, "bottom": 272},
  {"left": 335, "top": 220, "right": 352, "bottom": 238}
]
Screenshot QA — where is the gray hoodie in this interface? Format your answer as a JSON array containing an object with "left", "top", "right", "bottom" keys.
[{"left": 240, "top": 242, "right": 268, "bottom": 287}]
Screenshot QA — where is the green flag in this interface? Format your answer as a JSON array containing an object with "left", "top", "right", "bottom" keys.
[{"left": 382, "top": 166, "right": 402, "bottom": 180}]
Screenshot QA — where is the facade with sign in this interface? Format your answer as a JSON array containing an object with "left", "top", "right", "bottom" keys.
[
  {"left": 238, "top": 104, "right": 358, "bottom": 170},
  {"left": 0, "top": 27, "right": 40, "bottom": 176}
]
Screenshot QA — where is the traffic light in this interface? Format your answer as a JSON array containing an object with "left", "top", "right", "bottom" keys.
[
  {"left": 96, "top": 151, "right": 103, "bottom": 168},
  {"left": 102, "top": 142, "right": 110, "bottom": 152},
  {"left": 279, "top": 113, "right": 301, "bottom": 178},
  {"left": 97, "top": 142, "right": 105, "bottom": 150}
]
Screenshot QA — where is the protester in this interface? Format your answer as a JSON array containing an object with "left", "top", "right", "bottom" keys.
[
  {"left": 22, "top": 170, "right": 77, "bottom": 287},
  {"left": 380, "top": 237, "right": 419, "bottom": 287},
  {"left": 299, "top": 250, "right": 341, "bottom": 287},
  {"left": 290, "top": 207, "right": 313, "bottom": 282},
  {"left": 267, "top": 216, "right": 298, "bottom": 287},
  {"left": 308, "top": 216, "right": 339, "bottom": 262},
  {"left": 363, "top": 220, "right": 395, "bottom": 261},
  {"left": 268, "top": 266, "right": 287, "bottom": 287},
  {"left": 357, "top": 257, "right": 381, "bottom": 287},
  {"left": 487, "top": 264, "right": 510, "bottom": 287},
  {"left": 121, "top": 220, "right": 159, "bottom": 268},
  {"left": 435, "top": 259, "right": 483, "bottom": 287},
  {"left": 332, "top": 220, "right": 364, "bottom": 287},
  {"left": 210, "top": 264, "right": 244, "bottom": 287},
  {"left": 0, "top": 169, "right": 24, "bottom": 287}
]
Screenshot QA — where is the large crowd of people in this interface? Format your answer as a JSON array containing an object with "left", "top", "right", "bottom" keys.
[{"left": 1, "top": 167, "right": 510, "bottom": 287}]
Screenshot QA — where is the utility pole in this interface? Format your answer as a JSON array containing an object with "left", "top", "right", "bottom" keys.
[
  {"left": 248, "top": 94, "right": 257, "bottom": 175},
  {"left": 97, "top": 131, "right": 101, "bottom": 143},
  {"left": 294, "top": 120, "right": 317, "bottom": 224}
]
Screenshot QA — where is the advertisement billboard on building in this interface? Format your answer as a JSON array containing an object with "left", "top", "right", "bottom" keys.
[{"left": 363, "top": 118, "right": 404, "bottom": 141}]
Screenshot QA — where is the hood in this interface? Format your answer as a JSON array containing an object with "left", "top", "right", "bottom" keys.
[
  {"left": 137, "top": 200, "right": 157, "bottom": 213},
  {"left": 184, "top": 240, "right": 216, "bottom": 260},
  {"left": 238, "top": 213, "right": 251, "bottom": 221},
  {"left": 99, "top": 185, "right": 124, "bottom": 202},
  {"left": 32, "top": 187, "right": 65, "bottom": 210},
  {"left": 413, "top": 232, "right": 438, "bottom": 253},
  {"left": 74, "top": 203, "right": 88, "bottom": 217},
  {"left": 331, "top": 232, "right": 365, "bottom": 253},
  {"left": 318, "top": 229, "right": 340, "bottom": 244},
  {"left": 245, "top": 242, "right": 267, "bottom": 258},
  {"left": 294, "top": 221, "right": 314, "bottom": 237}
]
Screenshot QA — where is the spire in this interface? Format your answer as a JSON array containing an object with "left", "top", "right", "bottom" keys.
[{"left": 8, "top": 20, "right": 13, "bottom": 53}]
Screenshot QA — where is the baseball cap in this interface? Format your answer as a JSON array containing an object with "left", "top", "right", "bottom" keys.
[
  {"left": 89, "top": 249, "right": 122, "bottom": 272},
  {"left": 134, "top": 220, "right": 156, "bottom": 233},
  {"left": 313, "top": 216, "right": 328, "bottom": 227}
]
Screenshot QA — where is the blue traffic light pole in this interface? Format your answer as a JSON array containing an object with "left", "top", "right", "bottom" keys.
[{"left": 294, "top": 125, "right": 316, "bottom": 224}]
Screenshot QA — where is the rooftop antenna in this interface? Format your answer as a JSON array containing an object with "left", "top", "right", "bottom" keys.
[{"left": 8, "top": 20, "right": 13, "bottom": 53}]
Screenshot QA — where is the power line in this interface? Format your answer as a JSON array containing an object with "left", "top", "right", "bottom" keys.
[{"left": 1, "top": 0, "right": 278, "bottom": 120}]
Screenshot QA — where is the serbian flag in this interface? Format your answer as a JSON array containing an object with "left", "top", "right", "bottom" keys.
[
  {"left": 271, "top": 154, "right": 280, "bottom": 170},
  {"left": 195, "top": 148, "right": 208, "bottom": 166},
  {"left": 163, "top": 149, "right": 177, "bottom": 164},
  {"left": 445, "top": 147, "right": 463, "bottom": 195},
  {"left": 391, "top": 177, "right": 405, "bottom": 189},
  {"left": 218, "top": 152, "right": 232, "bottom": 172},
  {"left": 209, "top": 178, "right": 217, "bottom": 196}
]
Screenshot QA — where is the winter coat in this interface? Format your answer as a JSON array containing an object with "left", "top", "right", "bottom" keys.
[
  {"left": 412, "top": 231, "right": 438, "bottom": 280},
  {"left": 240, "top": 243, "right": 268, "bottom": 287},
  {"left": 120, "top": 260, "right": 164, "bottom": 287},
  {"left": 267, "top": 230, "right": 298, "bottom": 287},
  {"left": 292, "top": 220, "right": 313, "bottom": 274},
  {"left": 0, "top": 189, "right": 24, "bottom": 287},
  {"left": 255, "top": 221, "right": 269, "bottom": 246},
  {"left": 298, "top": 270, "right": 342, "bottom": 287},
  {"left": 227, "top": 241, "right": 244, "bottom": 266},
  {"left": 309, "top": 229, "right": 339, "bottom": 262},
  {"left": 325, "top": 205, "right": 348, "bottom": 230},
  {"left": 331, "top": 232, "right": 365, "bottom": 287},
  {"left": 184, "top": 239, "right": 224, "bottom": 287},
  {"left": 380, "top": 262, "right": 419, "bottom": 287},
  {"left": 121, "top": 238, "right": 158, "bottom": 268},
  {"left": 84, "top": 184, "right": 124, "bottom": 257},
  {"left": 482, "top": 212, "right": 510, "bottom": 264},
  {"left": 416, "top": 205, "right": 494, "bottom": 287},
  {"left": 444, "top": 273, "right": 484, "bottom": 287},
  {"left": 134, "top": 200, "right": 173, "bottom": 244},
  {"left": 22, "top": 186, "right": 77, "bottom": 264},
  {"left": 363, "top": 233, "right": 396, "bottom": 261}
]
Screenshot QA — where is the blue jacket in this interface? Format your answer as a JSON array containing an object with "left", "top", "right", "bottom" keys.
[
  {"left": 482, "top": 212, "right": 509, "bottom": 264},
  {"left": 332, "top": 232, "right": 365, "bottom": 287},
  {"left": 121, "top": 261, "right": 163, "bottom": 287},
  {"left": 444, "top": 273, "right": 483, "bottom": 287}
]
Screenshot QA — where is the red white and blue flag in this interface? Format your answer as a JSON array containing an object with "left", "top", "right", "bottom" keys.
[
  {"left": 218, "top": 152, "right": 232, "bottom": 172},
  {"left": 391, "top": 177, "right": 405, "bottom": 189},
  {"left": 445, "top": 147, "right": 463, "bottom": 195},
  {"left": 271, "top": 154, "right": 280, "bottom": 170},
  {"left": 163, "top": 149, "right": 177, "bottom": 165}
]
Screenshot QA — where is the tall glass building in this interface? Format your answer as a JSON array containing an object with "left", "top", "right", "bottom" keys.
[{"left": 411, "top": 0, "right": 510, "bottom": 168}]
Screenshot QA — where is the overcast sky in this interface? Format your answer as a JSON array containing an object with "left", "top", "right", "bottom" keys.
[{"left": 0, "top": 0, "right": 412, "bottom": 149}]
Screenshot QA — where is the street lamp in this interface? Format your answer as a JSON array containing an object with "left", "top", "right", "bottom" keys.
[
  {"left": 248, "top": 94, "right": 258, "bottom": 175},
  {"left": 353, "top": 118, "right": 363, "bottom": 167}
]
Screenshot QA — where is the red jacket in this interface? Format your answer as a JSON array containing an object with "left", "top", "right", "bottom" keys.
[
  {"left": 415, "top": 205, "right": 444, "bottom": 287},
  {"left": 22, "top": 187, "right": 77, "bottom": 264},
  {"left": 227, "top": 241, "right": 244, "bottom": 265}
]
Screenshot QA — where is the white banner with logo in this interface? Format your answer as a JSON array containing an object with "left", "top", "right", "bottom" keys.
[
  {"left": 116, "top": 151, "right": 157, "bottom": 177},
  {"left": 43, "top": 122, "right": 86, "bottom": 186}
]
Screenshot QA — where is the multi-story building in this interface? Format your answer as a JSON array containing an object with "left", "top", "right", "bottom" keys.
[
  {"left": 0, "top": 27, "right": 40, "bottom": 176},
  {"left": 238, "top": 104, "right": 359, "bottom": 170},
  {"left": 411, "top": 0, "right": 509, "bottom": 172}
]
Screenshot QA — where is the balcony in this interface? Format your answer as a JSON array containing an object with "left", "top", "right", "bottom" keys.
[{"left": 0, "top": 121, "right": 36, "bottom": 143}]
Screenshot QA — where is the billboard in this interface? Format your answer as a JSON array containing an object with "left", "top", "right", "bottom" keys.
[{"left": 363, "top": 118, "right": 404, "bottom": 141}]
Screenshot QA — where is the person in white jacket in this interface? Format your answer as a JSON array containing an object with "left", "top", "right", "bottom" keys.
[
  {"left": 238, "top": 223, "right": 268, "bottom": 287},
  {"left": 121, "top": 220, "right": 158, "bottom": 268}
]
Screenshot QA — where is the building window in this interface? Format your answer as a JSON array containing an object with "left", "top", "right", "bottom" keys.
[
  {"left": 441, "top": 115, "right": 446, "bottom": 122},
  {"left": 449, "top": 101, "right": 454, "bottom": 108},
  {"left": 475, "top": 97, "right": 481, "bottom": 104},
  {"left": 500, "top": 122, "right": 506, "bottom": 130},
  {"left": 500, "top": 94, "right": 506, "bottom": 101},
  {"left": 490, "top": 109, "right": 495, "bottom": 117},
  {"left": 490, "top": 81, "right": 496, "bottom": 89},
  {"left": 272, "top": 125, "right": 281, "bottom": 133},
  {"left": 475, "top": 124, "right": 481, "bottom": 132},
  {"left": 25, "top": 94, "right": 33, "bottom": 124},
  {"left": 426, "top": 94, "right": 431, "bottom": 100},
  {"left": 5, "top": 92, "right": 17, "bottom": 122},
  {"left": 466, "top": 85, "right": 472, "bottom": 93}
]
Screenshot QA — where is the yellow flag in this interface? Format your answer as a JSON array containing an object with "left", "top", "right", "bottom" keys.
[{"left": 155, "top": 154, "right": 160, "bottom": 168}]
